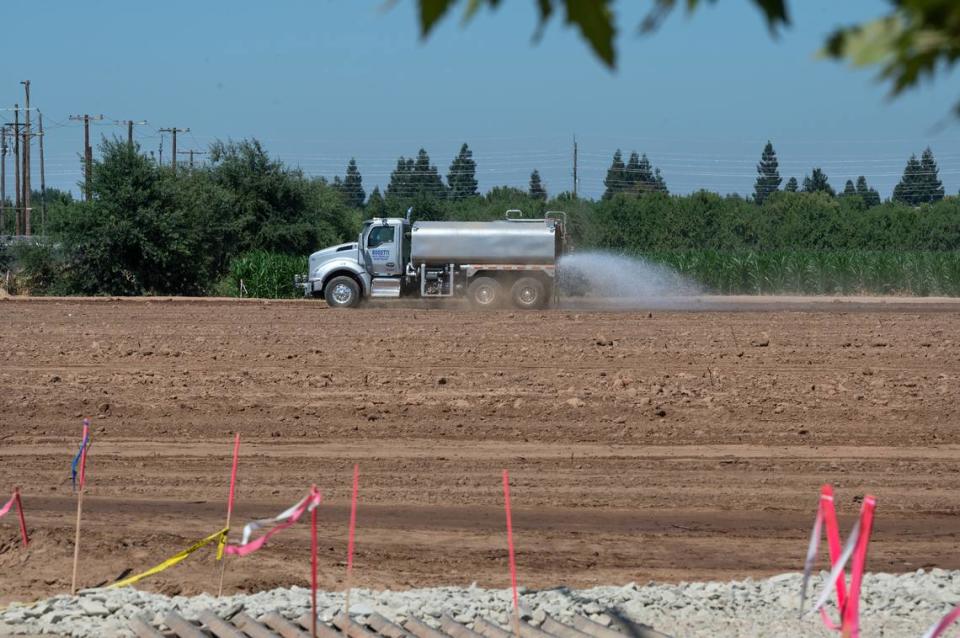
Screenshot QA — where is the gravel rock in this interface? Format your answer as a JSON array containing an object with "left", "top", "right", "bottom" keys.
[{"left": 1, "top": 571, "right": 958, "bottom": 637}]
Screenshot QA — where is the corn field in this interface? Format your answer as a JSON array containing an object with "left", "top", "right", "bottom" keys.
[
  {"left": 225, "top": 251, "right": 307, "bottom": 299},
  {"left": 642, "top": 250, "right": 960, "bottom": 296}
]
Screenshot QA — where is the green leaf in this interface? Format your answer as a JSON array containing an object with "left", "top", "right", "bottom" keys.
[
  {"left": 419, "top": 0, "right": 457, "bottom": 37},
  {"left": 563, "top": 0, "right": 616, "bottom": 67},
  {"left": 821, "top": 18, "right": 903, "bottom": 67}
]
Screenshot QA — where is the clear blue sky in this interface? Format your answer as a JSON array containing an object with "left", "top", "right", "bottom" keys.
[{"left": 2, "top": 0, "right": 957, "bottom": 200}]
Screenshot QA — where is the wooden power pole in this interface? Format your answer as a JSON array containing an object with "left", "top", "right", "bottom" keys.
[
  {"left": 572, "top": 134, "right": 578, "bottom": 199},
  {"left": 38, "top": 111, "right": 47, "bottom": 235},
  {"left": 115, "top": 119, "right": 147, "bottom": 148},
  {"left": 21, "top": 80, "right": 31, "bottom": 236},
  {"left": 1, "top": 127, "right": 6, "bottom": 234},
  {"left": 13, "top": 105, "right": 20, "bottom": 234},
  {"left": 70, "top": 114, "right": 104, "bottom": 202},
  {"left": 178, "top": 149, "right": 206, "bottom": 169},
  {"left": 159, "top": 127, "right": 189, "bottom": 174}
]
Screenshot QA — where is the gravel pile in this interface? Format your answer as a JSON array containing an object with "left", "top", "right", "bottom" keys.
[{"left": 1, "top": 570, "right": 957, "bottom": 638}]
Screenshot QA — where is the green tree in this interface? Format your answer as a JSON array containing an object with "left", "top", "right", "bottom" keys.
[
  {"left": 631, "top": 154, "right": 668, "bottom": 194},
  {"left": 50, "top": 139, "right": 228, "bottom": 295},
  {"left": 784, "top": 177, "right": 798, "bottom": 192},
  {"left": 855, "top": 175, "right": 881, "bottom": 207},
  {"left": 367, "top": 186, "right": 386, "bottom": 217},
  {"left": 387, "top": 149, "right": 446, "bottom": 201},
  {"left": 893, "top": 154, "right": 925, "bottom": 205},
  {"left": 529, "top": 169, "right": 547, "bottom": 200},
  {"left": 338, "top": 158, "right": 366, "bottom": 208},
  {"left": 802, "top": 168, "right": 835, "bottom": 196},
  {"left": 919, "top": 147, "right": 945, "bottom": 203},
  {"left": 842, "top": 179, "right": 857, "bottom": 196},
  {"left": 753, "top": 141, "right": 782, "bottom": 204},
  {"left": 602, "top": 149, "right": 627, "bottom": 199},
  {"left": 447, "top": 143, "right": 479, "bottom": 199}
]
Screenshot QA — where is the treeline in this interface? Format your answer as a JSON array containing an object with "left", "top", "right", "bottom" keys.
[{"left": 1, "top": 137, "right": 958, "bottom": 297}]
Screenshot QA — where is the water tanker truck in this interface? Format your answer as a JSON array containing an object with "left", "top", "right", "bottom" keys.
[{"left": 295, "top": 209, "right": 566, "bottom": 308}]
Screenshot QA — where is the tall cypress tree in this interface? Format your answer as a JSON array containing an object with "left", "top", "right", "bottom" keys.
[
  {"left": 413, "top": 148, "right": 446, "bottom": 199},
  {"left": 842, "top": 179, "right": 857, "bottom": 197},
  {"left": 367, "top": 186, "right": 386, "bottom": 216},
  {"left": 529, "top": 169, "right": 547, "bottom": 200},
  {"left": 633, "top": 154, "right": 668, "bottom": 194},
  {"left": 753, "top": 141, "right": 782, "bottom": 204},
  {"left": 919, "top": 147, "right": 945, "bottom": 203},
  {"left": 386, "top": 157, "right": 415, "bottom": 199},
  {"left": 624, "top": 151, "right": 641, "bottom": 189},
  {"left": 338, "top": 158, "right": 365, "bottom": 208},
  {"left": 893, "top": 154, "right": 924, "bottom": 205},
  {"left": 603, "top": 150, "right": 627, "bottom": 199},
  {"left": 784, "top": 177, "right": 798, "bottom": 192},
  {"left": 446, "top": 143, "right": 478, "bottom": 199},
  {"left": 802, "top": 168, "right": 835, "bottom": 196},
  {"left": 855, "top": 176, "right": 881, "bottom": 207}
]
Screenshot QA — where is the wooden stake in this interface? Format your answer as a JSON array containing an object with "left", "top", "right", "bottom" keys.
[
  {"left": 217, "top": 433, "right": 241, "bottom": 597},
  {"left": 70, "top": 422, "right": 90, "bottom": 595},
  {"left": 70, "top": 489, "right": 84, "bottom": 594}
]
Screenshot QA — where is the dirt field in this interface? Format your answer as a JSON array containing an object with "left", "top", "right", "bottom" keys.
[{"left": 1, "top": 297, "right": 959, "bottom": 604}]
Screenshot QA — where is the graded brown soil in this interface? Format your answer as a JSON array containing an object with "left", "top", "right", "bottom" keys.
[{"left": 1, "top": 297, "right": 959, "bottom": 604}]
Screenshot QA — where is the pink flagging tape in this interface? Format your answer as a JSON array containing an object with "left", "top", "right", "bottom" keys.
[
  {"left": 0, "top": 489, "right": 29, "bottom": 547},
  {"left": 227, "top": 433, "right": 241, "bottom": 518},
  {"left": 821, "top": 485, "right": 847, "bottom": 611},
  {"left": 922, "top": 604, "right": 960, "bottom": 638},
  {"left": 224, "top": 489, "right": 322, "bottom": 557},
  {"left": 801, "top": 486, "right": 877, "bottom": 637},
  {"left": 502, "top": 469, "right": 520, "bottom": 615},
  {"left": 0, "top": 492, "right": 16, "bottom": 518},
  {"left": 842, "top": 496, "right": 876, "bottom": 638}
]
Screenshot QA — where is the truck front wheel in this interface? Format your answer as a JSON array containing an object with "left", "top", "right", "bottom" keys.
[
  {"left": 467, "top": 276, "right": 503, "bottom": 309},
  {"left": 324, "top": 276, "right": 361, "bottom": 308},
  {"left": 510, "top": 277, "right": 547, "bottom": 309}
]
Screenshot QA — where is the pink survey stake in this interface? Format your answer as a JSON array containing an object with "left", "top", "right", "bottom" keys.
[
  {"left": 502, "top": 469, "right": 519, "bottom": 614},
  {"left": 227, "top": 433, "right": 241, "bottom": 517}
]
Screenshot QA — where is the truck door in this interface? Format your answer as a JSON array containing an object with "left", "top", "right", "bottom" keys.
[{"left": 365, "top": 222, "right": 401, "bottom": 277}]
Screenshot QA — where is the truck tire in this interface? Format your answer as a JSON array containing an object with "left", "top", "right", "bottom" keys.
[
  {"left": 510, "top": 277, "right": 547, "bottom": 309},
  {"left": 467, "top": 276, "right": 503, "bottom": 309},
  {"left": 324, "top": 276, "right": 361, "bottom": 308}
]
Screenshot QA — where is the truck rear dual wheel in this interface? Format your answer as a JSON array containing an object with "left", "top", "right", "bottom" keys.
[
  {"left": 510, "top": 277, "right": 547, "bottom": 309},
  {"left": 324, "top": 276, "right": 361, "bottom": 308},
  {"left": 467, "top": 276, "right": 547, "bottom": 309},
  {"left": 467, "top": 277, "right": 502, "bottom": 309}
]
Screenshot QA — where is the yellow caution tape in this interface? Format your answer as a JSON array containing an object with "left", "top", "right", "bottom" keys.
[{"left": 108, "top": 527, "right": 229, "bottom": 589}]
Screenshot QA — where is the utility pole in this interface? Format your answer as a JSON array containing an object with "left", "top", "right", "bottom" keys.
[
  {"left": 1, "top": 127, "right": 6, "bottom": 234},
  {"left": 70, "top": 114, "right": 104, "bottom": 202},
  {"left": 38, "top": 111, "right": 47, "bottom": 235},
  {"left": 572, "top": 134, "right": 578, "bottom": 199},
  {"left": 159, "top": 127, "right": 189, "bottom": 174},
  {"left": 13, "top": 105, "right": 20, "bottom": 234},
  {"left": 115, "top": 119, "right": 147, "bottom": 148},
  {"left": 178, "top": 149, "right": 206, "bottom": 169},
  {"left": 21, "top": 80, "right": 31, "bottom": 236}
]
